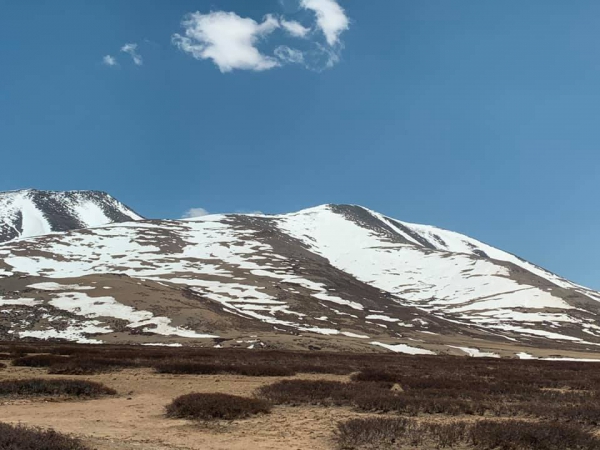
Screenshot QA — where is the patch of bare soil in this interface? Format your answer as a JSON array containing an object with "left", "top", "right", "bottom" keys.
[{"left": 0, "top": 364, "right": 364, "bottom": 450}]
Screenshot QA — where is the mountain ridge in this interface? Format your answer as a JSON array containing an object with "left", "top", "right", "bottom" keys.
[{"left": 0, "top": 191, "right": 599, "bottom": 358}]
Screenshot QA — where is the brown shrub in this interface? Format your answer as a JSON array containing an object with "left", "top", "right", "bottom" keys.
[
  {"left": 12, "top": 354, "right": 70, "bottom": 368},
  {"left": 469, "top": 420, "right": 600, "bottom": 450},
  {"left": 0, "top": 422, "right": 88, "bottom": 450},
  {"left": 257, "top": 380, "right": 353, "bottom": 406},
  {"left": 335, "top": 417, "right": 419, "bottom": 449},
  {"left": 520, "top": 400, "right": 600, "bottom": 426},
  {"left": 351, "top": 369, "right": 399, "bottom": 383},
  {"left": 0, "top": 379, "right": 116, "bottom": 398},
  {"left": 288, "top": 364, "right": 353, "bottom": 375},
  {"left": 336, "top": 419, "right": 600, "bottom": 450},
  {"left": 165, "top": 393, "right": 271, "bottom": 420},
  {"left": 6, "top": 345, "right": 40, "bottom": 356},
  {"left": 154, "top": 362, "right": 295, "bottom": 377},
  {"left": 47, "top": 357, "right": 140, "bottom": 375},
  {"left": 0, "top": 362, "right": 6, "bottom": 370},
  {"left": 257, "top": 380, "right": 392, "bottom": 406}
]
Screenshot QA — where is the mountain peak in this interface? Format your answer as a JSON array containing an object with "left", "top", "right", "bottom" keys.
[{"left": 0, "top": 188, "right": 143, "bottom": 243}]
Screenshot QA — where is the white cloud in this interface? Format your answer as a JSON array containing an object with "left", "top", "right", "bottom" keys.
[
  {"left": 275, "top": 46, "right": 305, "bottom": 65},
  {"left": 172, "top": 1, "right": 350, "bottom": 72},
  {"left": 173, "top": 12, "right": 281, "bottom": 73},
  {"left": 182, "top": 207, "right": 210, "bottom": 219},
  {"left": 301, "top": 0, "right": 349, "bottom": 46},
  {"left": 121, "top": 43, "right": 143, "bottom": 66},
  {"left": 280, "top": 19, "right": 310, "bottom": 38},
  {"left": 102, "top": 55, "right": 118, "bottom": 67}
]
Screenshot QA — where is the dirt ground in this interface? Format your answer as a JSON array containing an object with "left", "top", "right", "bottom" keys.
[{"left": 0, "top": 360, "right": 370, "bottom": 450}]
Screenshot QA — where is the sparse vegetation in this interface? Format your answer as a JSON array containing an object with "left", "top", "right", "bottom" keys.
[
  {"left": 0, "top": 362, "right": 6, "bottom": 370},
  {"left": 154, "top": 361, "right": 295, "bottom": 377},
  {"left": 165, "top": 393, "right": 271, "bottom": 420},
  {"left": 47, "top": 357, "right": 139, "bottom": 375},
  {"left": 257, "top": 379, "right": 390, "bottom": 406},
  {"left": 469, "top": 420, "right": 600, "bottom": 450},
  {"left": 0, "top": 423, "right": 88, "bottom": 450},
  {"left": 0, "top": 378, "right": 116, "bottom": 398},
  {"left": 335, "top": 418, "right": 600, "bottom": 450},
  {"left": 2, "top": 341, "right": 600, "bottom": 447},
  {"left": 12, "top": 354, "right": 71, "bottom": 368}
]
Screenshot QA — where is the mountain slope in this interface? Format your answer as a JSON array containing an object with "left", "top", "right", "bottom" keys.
[
  {"left": 0, "top": 202, "right": 598, "bottom": 357},
  {"left": 0, "top": 189, "right": 143, "bottom": 243}
]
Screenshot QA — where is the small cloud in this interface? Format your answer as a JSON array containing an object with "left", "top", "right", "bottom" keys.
[
  {"left": 102, "top": 55, "right": 118, "bottom": 67},
  {"left": 121, "top": 43, "right": 143, "bottom": 66},
  {"left": 280, "top": 19, "right": 310, "bottom": 38},
  {"left": 173, "top": 12, "right": 281, "bottom": 73},
  {"left": 275, "top": 46, "right": 305, "bottom": 65},
  {"left": 301, "top": 0, "right": 349, "bottom": 46},
  {"left": 181, "top": 207, "right": 210, "bottom": 219},
  {"left": 173, "top": 0, "right": 350, "bottom": 72}
]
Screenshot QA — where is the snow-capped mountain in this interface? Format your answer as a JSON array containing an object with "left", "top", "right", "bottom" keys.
[
  {"left": 0, "top": 189, "right": 143, "bottom": 243},
  {"left": 0, "top": 196, "right": 599, "bottom": 358}
]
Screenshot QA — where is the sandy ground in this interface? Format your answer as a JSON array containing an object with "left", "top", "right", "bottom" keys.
[{"left": 0, "top": 361, "right": 368, "bottom": 450}]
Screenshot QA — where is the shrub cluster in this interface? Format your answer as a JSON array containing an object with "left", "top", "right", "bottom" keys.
[
  {"left": 154, "top": 361, "right": 295, "bottom": 377},
  {"left": 0, "top": 423, "right": 88, "bottom": 450},
  {"left": 12, "top": 354, "right": 70, "bottom": 368},
  {"left": 5, "top": 341, "right": 600, "bottom": 428},
  {"left": 257, "top": 380, "right": 388, "bottom": 406},
  {"left": 258, "top": 377, "right": 600, "bottom": 425},
  {"left": 165, "top": 393, "right": 271, "bottom": 420},
  {"left": 336, "top": 418, "right": 600, "bottom": 450},
  {"left": 47, "top": 357, "right": 139, "bottom": 375},
  {"left": 0, "top": 379, "right": 116, "bottom": 398}
]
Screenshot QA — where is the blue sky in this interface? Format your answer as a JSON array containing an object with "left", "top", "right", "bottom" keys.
[{"left": 1, "top": 1, "right": 599, "bottom": 289}]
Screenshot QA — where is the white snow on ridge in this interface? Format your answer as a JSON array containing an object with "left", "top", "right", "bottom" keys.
[
  {"left": 0, "top": 189, "right": 142, "bottom": 242},
  {"left": 1, "top": 215, "right": 367, "bottom": 339},
  {"left": 448, "top": 346, "right": 500, "bottom": 358},
  {"left": 386, "top": 213, "right": 597, "bottom": 299},
  {"left": 371, "top": 341, "right": 436, "bottom": 355},
  {"left": 276, "top": 206, "right": 570, "bottom": 314},
  {"left": 48, "top": 292, "right": 216, "bottom": 338},
  {"left": 0, "top": 297, "right": 41, "bottom": 307},
  {"left": 28, "top": 282, "right": 95, "bottom": 291},
  {"left": 0, "top": 192, "right": 52, "bottom": 239},
  {"left": 366, "top": 314, "right": 400, "bottom": 322},
  {"left": 516, "top": 352, "right": 600, "bottom": 363},
  {"left": 73, "top": 202, "right": 113, "bottom": 228},
  {"left": 3, "top": 201, "right": 600, "bottom": 347},
  {"left": 19, "top": 324, "right": 109, "bottom": 344}
]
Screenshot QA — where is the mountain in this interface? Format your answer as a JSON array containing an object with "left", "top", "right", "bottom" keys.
[
  {"left": 0, "top": 189, "right": 143, "bottom": 243},
  {"left": 0, "top": 196, "right": 599, "bottom": 359}
]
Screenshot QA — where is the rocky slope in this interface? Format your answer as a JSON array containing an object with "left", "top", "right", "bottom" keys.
[
  {"left": 0, "top": 197, "right": 599, "bottom": 358},
  {"left": 0, "top": 189, "right": 143, "bottom": 243}
]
